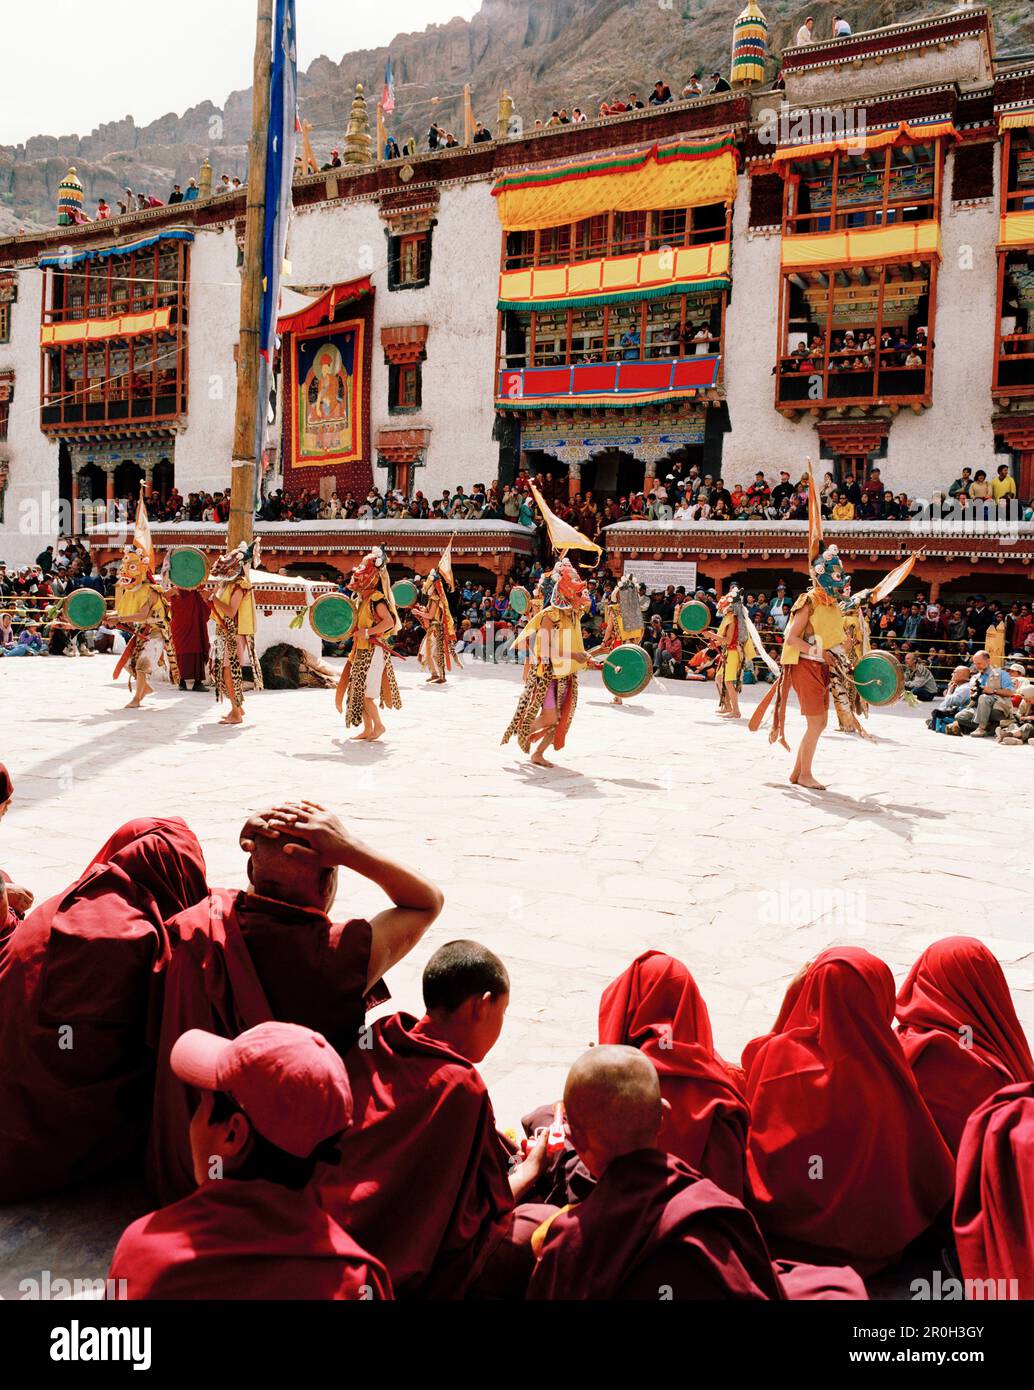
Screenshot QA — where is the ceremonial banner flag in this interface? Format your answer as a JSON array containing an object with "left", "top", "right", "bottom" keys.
[
  {"left": 382, "top": 57, "right": 396, "bottom": 114},
  {"left": 259, "top": 0, "right": 298, "bottom": 362},
  {"left": 529, "top": 481, "right": 602, "bottom": 562},
  {"left": 134, "top": 484, "right": 155, "bottom": 570},
  {"left": 806, "top": 457, "right": 823, "bottom": 563}
]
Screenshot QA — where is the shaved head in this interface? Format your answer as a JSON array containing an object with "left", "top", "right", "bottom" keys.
[
  {"left": 241, "top": 813, "right": 337, "bottom": 913},
  {"left": 564, "top": 1045, "right": 663, "bottom": 1175}
]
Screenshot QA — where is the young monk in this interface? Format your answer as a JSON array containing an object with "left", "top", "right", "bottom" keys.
[
  {"left": 896, "top": 937, "right": 1034, "bottom": 1154},
  {"left": 149, "top": 801, "right": 443, "bottom": 1203},
  {"left": 0, "top": 818, "right": 208, "bottom": 1201},
  {"left": 742, "top": 946, "right": 955, "bottom": 1273},
  {"left": 109, "top": 1022, "right": 391, "bottom": 1300},
  {"left": 954, "top": 1082, "right": 1034, "bottom": 1299},
  {"left": 317, "top": 940, "right": 550, "bottom": 1299},
  {"left": 525, "top": 951, "right": 749, "bottom": 1204},
  {"left": 527, "top": 1045, "right": 784, "bottom": 1300}
]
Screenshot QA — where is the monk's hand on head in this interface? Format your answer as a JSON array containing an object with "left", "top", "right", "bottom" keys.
[
  {"left": 278, "top": 806, "right": 356, "bottom": 866},
  {"left": 6, "top": 883, "right": 33, "bottom": 915},
  {"left": 240, "top": 808, "right": 290, "bottom": 852}
]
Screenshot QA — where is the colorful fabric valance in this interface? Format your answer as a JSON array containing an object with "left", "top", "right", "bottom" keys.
[
  {"left": 492, "top": 137, "right": 739, "bottom": 231},
  {"left": 38, "top": 229, "right": 194, "bottom": 269},
  {"left": 498, "top": 241, "right": 730, "bottom": 311},
  {"left": 781, "top": 220, "right": 941, "bottom": 269},
  {"left": 40, "top": 307, "right": 173, "bottom": 346},
  {"left": 999, "top": 213, "right": 1034, "bottom": 248},
  {"left": 771, "top": 119, "right": 957, "bottom": 167},
  {"left": 999, "top": 106, "right": 1034, "bottom": 133},
  {"left": 276, "top": 277, "right": 372, "bottom": 334},
  {"left": 497, "top": 356, "right": 720, "bottom": 410}
]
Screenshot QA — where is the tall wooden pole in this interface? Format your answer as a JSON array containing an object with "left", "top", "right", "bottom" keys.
[
  {"left": 228, "top": 0, "right": 274, "bottom": 549},
  {"left": 377, "top": 102, "right": 386, "bottom": 161}
]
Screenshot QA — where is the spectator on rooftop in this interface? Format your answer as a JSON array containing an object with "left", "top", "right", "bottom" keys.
[
  {"left": 710, "top": 72, "right": 732, "bottom": 94},
  {"left": 183, "top": 179, "right": 199, "bottom": 201},
  {"left": 168, "top": 185, "right": 183, "bottom": 205},
  {"left": 796, "top": 16, "right": 815, "bottom": 44},
  {"left": 832, "top": 14, "right": 852, "bottom": 37},
  {"left": 648, "top": 82, "right": 671, "bottom": 106}
]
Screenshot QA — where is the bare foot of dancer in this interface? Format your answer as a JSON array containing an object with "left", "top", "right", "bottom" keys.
[
  {"left": 530, "top": 751, "right": 555, "bottom": 768},
  {"left": 220, "top": 712, "right": 244, "bottom": 726},
  {"left": 790, "top": 772, "right": 826, "bottom": 790}
]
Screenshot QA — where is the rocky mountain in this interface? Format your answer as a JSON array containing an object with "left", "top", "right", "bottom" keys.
[{"left": 2, "top": 1, "right": 1031, "bottom": 233}]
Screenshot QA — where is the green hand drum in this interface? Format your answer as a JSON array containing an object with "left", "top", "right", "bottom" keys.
[
  {"left": 508, "top": 585, "right": 531, "bottom": 616},
  {"left": 309, "top": 593, "right": 356, "bottom": 642},
  {"left": 851, "top": 651, "right": 905, "bottom": 706},
  {"left": 676, "top": 600, "right": 710, "bottom": 635},
  {"left": 392, "top": 579, "right": 419, "bottom": 609},
  {"left": 63, "top": 589, "right": 107, "bottom": 630},
  {"left": 602, "top": 643, "right": 652, "bottom": 698},
  {"left": 168, "top": 546, "right": 210, "bottom": 590}
]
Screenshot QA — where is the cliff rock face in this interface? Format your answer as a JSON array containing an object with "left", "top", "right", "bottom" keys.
[{"left": 1, "top": 1, "right": 1029, "bottom": 230}]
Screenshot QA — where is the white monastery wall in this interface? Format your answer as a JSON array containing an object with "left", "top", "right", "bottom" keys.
[
  {"left": 0, "top": 266, "right": 61, "bottom": 567},
  {"left": 175, "top": 227, "right": 241, "bottom": 499},
  {"left": 722, "top": 172, "right": 808, "bottom": 483},
  {"left": 885, "top": 149, "right": 1000, "bottom": 500},
  {"left": 285, "top": 177, "right": 500, "bottom": 497}
]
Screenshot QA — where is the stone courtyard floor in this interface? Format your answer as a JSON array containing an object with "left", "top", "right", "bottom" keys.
[{"left": 1, "top": 654, "right": 1032, "bottom": 1295}]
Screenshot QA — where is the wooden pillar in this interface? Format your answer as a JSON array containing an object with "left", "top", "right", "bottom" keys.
[
  {"left": 105, "top": 466, "right": 115, "bottom": 506},
  {"left": 70, "top": 471, "right": 80, "bottom": 536}
]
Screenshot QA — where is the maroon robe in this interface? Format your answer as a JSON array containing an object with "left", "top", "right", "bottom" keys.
[
  {"left": 148, "top": 888, "right": 379, "bottom": 1204},
  {"left": 0, "top": 819, "right": 208, "bottom": 1201},
  {"left": 317, "top": 1012, "right": 515, "bottom": 1299},
  {"left": 527, "top": 1149, "right": 784, "bottom": 1301},
  {"left": 168, "top": 588, "right": 211, "bottom": 683},
  {"left": 109, "top": 1179, "right": 392, "bottom": 1300}
]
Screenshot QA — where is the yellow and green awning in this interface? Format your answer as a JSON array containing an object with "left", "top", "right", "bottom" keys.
[
  {"left": 492, "top": 136, "right": 739, "bottom": 231},
  {"left": 782, "top": 221, "right": 941, "bottom": 270},
  {"left": 771, "top": 119, "right": 957, "bottom": 167},
  {"left": 498, "top": 240, "right": 730, "bottom": 311},
  {"left": 41, "top": 306, "right": 173, "bottom": 346},
  {"left": 999, "top": 105, "right": 1034, "bottom": 133},
  {"left": 1000, "top": 212, "right": 1034, "bottom": 248}
]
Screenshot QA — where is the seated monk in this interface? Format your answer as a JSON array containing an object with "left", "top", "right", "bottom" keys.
[
  {"left": 526, "top": 951, "right": 749, "bottom": 1204},
  {"left": 527, "top": 1045, "right": 785, "bottom": 1300},
  {"left": 109, "top": 1021, "right": 391, "bottom": 1299},
  {"left": 954, "top": 1082, "right": 1034, "bottom": 1299},
  {"left": 896, "top": 937, "right": 1034, "bottom": 1154},
  {"left": 0, "top": 762, "right": 34, "bottom": 928},
  {"left": 317, "top": 940, "right": 550, "bottom": 1299},
  {"left": 742, "top": 947, "right": 955, "bottom": 1274},
  {"left": 149, "top": 801, "right": 443, "bottom": 1203},
  {"left": 0, "top": 818, "right": 209, "bottom": 1201}
]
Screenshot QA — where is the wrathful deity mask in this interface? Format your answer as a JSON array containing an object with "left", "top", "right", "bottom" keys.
[
  {"left": 351, "top": 548, "right": 388, "bottom": 596},
  {"left": 812, "top": 545, "right": 847, "bottom": 598},
  {"left": 552, "top": 558, "right": 591, "bottom": 613}
]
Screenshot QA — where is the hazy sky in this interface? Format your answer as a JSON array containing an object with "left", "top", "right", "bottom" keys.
[{"left": 2, "top": 0, "right": 481, "bottom": 145}]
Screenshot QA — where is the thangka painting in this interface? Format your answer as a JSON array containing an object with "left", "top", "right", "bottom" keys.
[{"left": 288, "top": 319, "right": 364, "bottom": 469}]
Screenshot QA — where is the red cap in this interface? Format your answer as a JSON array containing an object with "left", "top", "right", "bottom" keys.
[{"left": 171, "top": 1021, "right": 352, "bottom": 1157}]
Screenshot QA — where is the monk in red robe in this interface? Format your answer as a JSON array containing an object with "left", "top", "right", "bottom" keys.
[
  {"left": 524, "top": 951, "right": 749, "bottom": 1206},
  {"left": 148, "top": 800, "right": 443, "bottom": 1203},
  {"left": 318, "top": 940, "right": 549, "bottom": 1299},
  {"left": 896, "top": 937, "right": 1034, "bottom": 1154},
  {"left": 0, "top": 761, "right": 34, "bottom": 929},
  {"left": 168, "top": 587, "right": 211, "bottom": 691},
  {"left": 0, "top": 818, "right": 208, "bottom": 1201},
  {"left": 742, "top": 947, "right": 955, "bottom": 1273},
  {"left": 527, "top": 1045, "right": 784, "bottom": 1300},
  {"left": 110, "top": 1021, "right": 391, "bottom": 1299},
  {"left": 954, "top": 1081, "right": 1034, "bottom": 1299}
]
